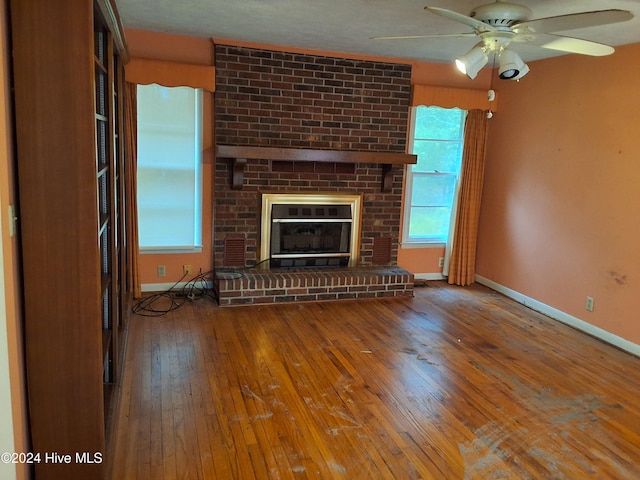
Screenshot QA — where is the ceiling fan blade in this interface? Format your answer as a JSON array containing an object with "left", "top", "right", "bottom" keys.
[
  {"left": 370, "top": 33, "right": 476, "bottom": 41},
  {"left": 512, "top": 9, "right": 633, "bottom": 35},
  {"left": 424, "top": 6, "right": 495, "bottom": 33},
  {"left": 539, "top": 34, "right": 615, "bottom": 56}
]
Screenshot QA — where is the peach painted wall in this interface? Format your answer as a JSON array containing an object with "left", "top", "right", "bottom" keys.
[
  {"left": 411, "top": 61, "right": 492, "bottom": 90},
  {"left": 126, "top": 30, "right": 215, "bottom": 286},
  {"left": 0, "top": 0, "right": 29, "bottom": 477},
  {"left": 476, "top": 43, "right": 640, "bottom": 344}
]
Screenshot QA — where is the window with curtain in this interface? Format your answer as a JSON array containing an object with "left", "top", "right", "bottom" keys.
[
  {"left": 403, "top": 106, "right": 467, "bottom": 244},
  {"left": 137, "top": 84, "right": 203, "bottom": 252}
]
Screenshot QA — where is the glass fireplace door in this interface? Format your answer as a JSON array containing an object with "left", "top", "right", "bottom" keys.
[{"left": 269, "top": 204, "right": 353, "bottom": 268}]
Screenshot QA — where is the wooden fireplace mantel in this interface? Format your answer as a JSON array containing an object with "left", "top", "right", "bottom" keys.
[{"left": 215, "top": 145, "right": 417, "bottom": 192}]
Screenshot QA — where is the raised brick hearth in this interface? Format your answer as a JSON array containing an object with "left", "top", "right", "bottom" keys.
[{"left": 214, "top": 266, "right": 414, "bottom": 307}]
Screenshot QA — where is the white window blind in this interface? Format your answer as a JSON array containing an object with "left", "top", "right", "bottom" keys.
[{"left": 137, "top": 84, "right": 203, "bottom": 252}]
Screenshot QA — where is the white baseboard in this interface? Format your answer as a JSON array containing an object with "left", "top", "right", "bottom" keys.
[
  {"left": 141, "top": 281, "right": 213, "bottom": 293},
  {"left": 414, "top": 273, "right": 445, "bottom": 281},
  {"left": 475, "top": 275, "right": 640, "bottom": 357}
]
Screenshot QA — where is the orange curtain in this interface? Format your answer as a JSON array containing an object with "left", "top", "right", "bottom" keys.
[
  {"left": 124, "top": 82, "right": 141, "bottom": 298},
  {"left": 447, "top": 109, "right": 489, "bottom": 286}
]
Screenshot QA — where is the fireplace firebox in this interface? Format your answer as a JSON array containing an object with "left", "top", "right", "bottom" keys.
[
  {"left": 270, "top": 204, "right": 352, "bottom": 268},
  {"left": 260, "top": 193, "right": 362, "bottom": 269}
]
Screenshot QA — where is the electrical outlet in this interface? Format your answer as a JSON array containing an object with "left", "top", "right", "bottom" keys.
[
  {"left": 183, "top": 264, "right": 192, "bottom": 276},
  {"left": 585, "top": 296, "right": 595, "bottom": 312},
  {"left": 157, "top": 265, "right": 166, "bottom": 277},
  {"left": 438, "top": 257, "right": 445, "bottom": 268}
]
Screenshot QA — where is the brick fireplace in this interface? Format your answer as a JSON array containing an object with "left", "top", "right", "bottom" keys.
[{"left": 212, "top": 45, "right": 415, "bottom": 305}]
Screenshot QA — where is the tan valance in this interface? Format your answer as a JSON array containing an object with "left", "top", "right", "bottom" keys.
[
  {"left": 125, "top": 58, "right": 215, "bottom": 92},
  {"left": 411, "top": 85, "right": 497, "bottom": 112}
]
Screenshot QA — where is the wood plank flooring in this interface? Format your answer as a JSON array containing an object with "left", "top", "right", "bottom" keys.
[{"left": 108, "top": 281, "right": 640, "bottom": 479}]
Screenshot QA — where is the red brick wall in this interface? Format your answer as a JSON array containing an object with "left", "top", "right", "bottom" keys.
[{"left": 214, "top": 45, "right": 412, "bottom": 268}]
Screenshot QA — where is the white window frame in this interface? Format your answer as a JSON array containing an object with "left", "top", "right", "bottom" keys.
[
  {"left": 137, "top": 84, "right": 203, "bottom": 254},
  {"left": 402, "top": 106, "right": 466, "bottom": 246}
]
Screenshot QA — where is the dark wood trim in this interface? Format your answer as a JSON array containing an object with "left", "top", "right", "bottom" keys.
[
  {"left": 217, "top": 145, "right": 416, "bottom": 191},
  {"left": 232, "top": 158, "right": 247, "bottom": 190},
  {"left": 217, "top": 144, "right": 416, "bottom": 164},
  {"left": 95, "top": 0, "right": 129, "bottom": 62},
  {"left": 381, "top": 163, "right": 394, "bottom": 193}
]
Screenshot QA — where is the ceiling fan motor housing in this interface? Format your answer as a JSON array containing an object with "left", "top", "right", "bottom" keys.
[{"left": 470, "top": 1, "right": 532, "bottom": 28}]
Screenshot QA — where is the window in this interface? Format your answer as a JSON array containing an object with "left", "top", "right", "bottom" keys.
[
  {"left": 137, "top": 84, "right": 203, "bottom": 252},
  {"left": 403, "top": 106, "right": 467, "bottom": 245}
]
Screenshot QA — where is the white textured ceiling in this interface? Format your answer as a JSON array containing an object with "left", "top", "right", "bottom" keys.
[{"left": 116, "top": 0, "right": 640, "bottom": 63}]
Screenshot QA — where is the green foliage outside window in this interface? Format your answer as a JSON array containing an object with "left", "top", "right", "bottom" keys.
[{"left": 405, "top": 106, "right": 466, "bottom": 243}]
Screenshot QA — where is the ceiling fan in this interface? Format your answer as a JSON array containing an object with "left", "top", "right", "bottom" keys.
[{"left": 372, "top": 1, "right": 634, "bottom": 80}]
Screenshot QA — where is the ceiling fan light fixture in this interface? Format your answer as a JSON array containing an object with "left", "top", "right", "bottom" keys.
[
  {"left": 455, "top": 43, "right": 488, "bottom": 79},
  {"left": 388, "top": 2, "right": 632, "bottom": 82},
  {"left": 511, "top": 62, "right": 530, "bottom": 80},
  {"left": 498, "top": 48, "right": 528, "bottom": 80}
]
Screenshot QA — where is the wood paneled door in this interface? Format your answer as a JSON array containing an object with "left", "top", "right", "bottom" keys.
[{"left": 11, "top": 0, "right": 129, "bottom": 478}]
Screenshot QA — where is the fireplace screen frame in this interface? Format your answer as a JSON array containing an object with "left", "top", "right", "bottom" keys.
[{"left": 260, "top": 192, "right": 363, "bottom": 268}]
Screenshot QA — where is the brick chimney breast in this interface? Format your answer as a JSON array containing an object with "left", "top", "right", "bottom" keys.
[{"left": 214, "top": 45, "right": 412, "bottom": 269}]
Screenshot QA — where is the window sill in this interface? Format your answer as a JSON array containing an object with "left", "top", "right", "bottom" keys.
[
  {"left": 400, "top": 242, "right": 446, "bottom": 249},
  {"left": 140, "top": 246, "right": 203, "bottom": 254}
]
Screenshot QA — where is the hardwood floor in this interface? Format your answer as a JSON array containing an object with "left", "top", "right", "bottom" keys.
[{"left": 109, "top": 281, "right": 640, "bottom": 479}]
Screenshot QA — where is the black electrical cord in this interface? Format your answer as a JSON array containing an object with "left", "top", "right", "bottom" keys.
[
  {"left": 214, "top": 258, "right": 271, "bottom": 279},
  {"left": 131, "top": 272, "right": 187, "bottom": 317},
  {"left": 182, "top": 269, "right": 216, "bottom": 301},
  {"left": 132, "top": 269, "right": 216, "bottom": 317},
  {"left": 131, "top": 292, "right": 184, "bottom": 317},
  {"left": 132, "top": 260, "right": 271, "bottom": 316}
]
